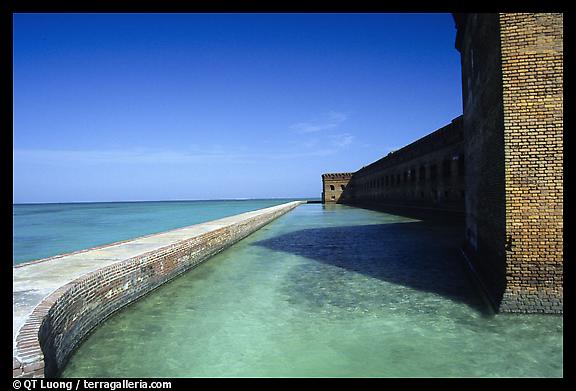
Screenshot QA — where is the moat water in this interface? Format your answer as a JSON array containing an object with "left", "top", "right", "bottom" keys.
[
  {"left": 60, "top": 203, "right": 562, "bottom": 378},
  {"left": 13, "top": 199, "right": 297, "bottom": 265}
]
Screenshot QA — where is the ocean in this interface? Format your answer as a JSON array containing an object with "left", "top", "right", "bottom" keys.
[{"left": 12, "top": 199, "right": 301, "bottom": 265}]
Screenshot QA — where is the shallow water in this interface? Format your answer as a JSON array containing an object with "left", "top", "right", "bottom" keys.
[
  {"left": 13, "top": 199, "right": 297, "bottom": 264},
  {"left": 61, "top": 204, "right": 563, "bottom": 378}
]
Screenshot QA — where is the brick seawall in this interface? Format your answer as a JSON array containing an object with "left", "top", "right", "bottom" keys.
[{"left": 13, "top": 201, "right": 304, "bottom": 378}]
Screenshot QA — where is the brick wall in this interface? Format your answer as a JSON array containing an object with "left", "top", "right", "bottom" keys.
[
  {"left": 454, "top": 13, "right": 508, "bottom": 310},
  {"left": 454, "top": 13, "right": 563, "bottom": 313},
  {"left": 499, "top": 13, "right": 563, "bottom": 313},
  {"left": 321, "top": 13, "right": 563, "bottom": 314},
  {"left": 324, "top": 117, "right": 465, "bottom": 211},
  {"left": 322, "top": 173, "right": 354, "bottom": 203},
  {"left": 13, "top": 202, "right": 303, "bottom": 378}
]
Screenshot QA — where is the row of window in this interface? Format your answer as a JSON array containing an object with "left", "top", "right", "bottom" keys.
[
  {"left": 360, "top": 188, "right": 465, "bottom": 200},
  {"left": 357, "top": 154, "right": 464, "bottom": 191}
]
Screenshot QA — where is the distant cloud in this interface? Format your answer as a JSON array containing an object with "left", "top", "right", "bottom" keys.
[
  {"left": 301, "top": 138, "right": 320, "bottom": 149},
  {"left": 14, "top": 148, "right": 198, "bottom": 165},
  {"left": 326, "top": 111, "right": 348, "bottom": 123},
  {"left": 289, "top": 111, "right": 354, "bottom": 153},
  {"left": 290, "top": 122, "right": 335, "bottom": 134},
  {"left": 14, "top": 112, "right": 357, "bottom": 166},
  {"left": 329, "top": 133, "right": 354, "bottom": 148},
  {"left": 290, "top": 111, "right": 348, "bottom": 134},
  {"left": 13, "top": 145, "right": 340, "bottom": 166}
]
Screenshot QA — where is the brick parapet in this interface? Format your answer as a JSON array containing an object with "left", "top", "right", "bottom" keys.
[
  {"left": 13, "top": 201, "right": 304, "bottom": 378},
  {"left": 321, "top": 173, "right": 354, "bottom": 179}
]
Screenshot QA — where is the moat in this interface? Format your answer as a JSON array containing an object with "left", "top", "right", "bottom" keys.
[{"left": 61, "top": 204, "right": 562, "bottom": 378}]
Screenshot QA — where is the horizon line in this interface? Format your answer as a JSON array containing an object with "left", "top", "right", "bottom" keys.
[{"left": 13, "top": 196, "right": 321, "bottom": 206}]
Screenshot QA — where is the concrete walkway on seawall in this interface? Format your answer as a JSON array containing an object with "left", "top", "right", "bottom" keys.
[{"left": 13, "top": 200, "right": 305, "bottom": 362}]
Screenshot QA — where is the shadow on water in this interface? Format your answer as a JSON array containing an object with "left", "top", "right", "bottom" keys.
[
  {"left": 253, "top": 217, "right": 491, "bottom": 315},
  {"left": 341, "top": 202, "right": 465, "bottom": 224}
]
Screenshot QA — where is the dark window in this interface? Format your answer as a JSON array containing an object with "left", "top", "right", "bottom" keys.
[
  {"left": 410, "top": 168, "right": 416, "bottom": 182},
  {"left": 403, "top": 171, "right": 408, "bottom": 182},
  {"left": 341, "top": 185, "right": 346, "bottom": 191},
  {"left": 419, "top": 166, "right": 426, "bottom": 182},
  {"left": 458, "top": 154, "right": 465, "bottom": 176},
  {"left": 430, "top": 164, "right": 438, "bottom": 181},
  {"left": 330, "top": 185, "right": 335, "bottom": 191},
  {"left": 442, "top": 158, "right": 451, "bottom": 178}
]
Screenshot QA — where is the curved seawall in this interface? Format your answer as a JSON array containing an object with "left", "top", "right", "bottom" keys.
[{"left": 13, "top": 201, "right": 304, "bottom": 378}]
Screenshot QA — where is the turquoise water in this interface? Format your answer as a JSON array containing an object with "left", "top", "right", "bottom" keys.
[
  {"left": 61, "top": 204, "right": 562, "bottom": 378},
  {"left": 13, "top": 199, "right": 299, "bottom": 265}
]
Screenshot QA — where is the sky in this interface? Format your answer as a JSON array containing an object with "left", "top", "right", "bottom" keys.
[{"left": 13, "top": 13, "right": 463, "bottom": 203}]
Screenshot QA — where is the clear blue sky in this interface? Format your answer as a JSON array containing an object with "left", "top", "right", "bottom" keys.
[{"left": 13, "top": 13, "right": 462, "bottom": 203}]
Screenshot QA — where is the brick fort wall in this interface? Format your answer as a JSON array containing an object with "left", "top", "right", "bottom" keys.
[
  {"left": 499, "top": 13, "right": 563, "bottom": 313},
  {"left": 454, "top": 13, "right": 508, "bottom": 311},
  {"left": 322, "top": 13, "right": 563, "bottom": 314},
  {"left": 341, "top": 117, "right": 465, "bottom": 211}
]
